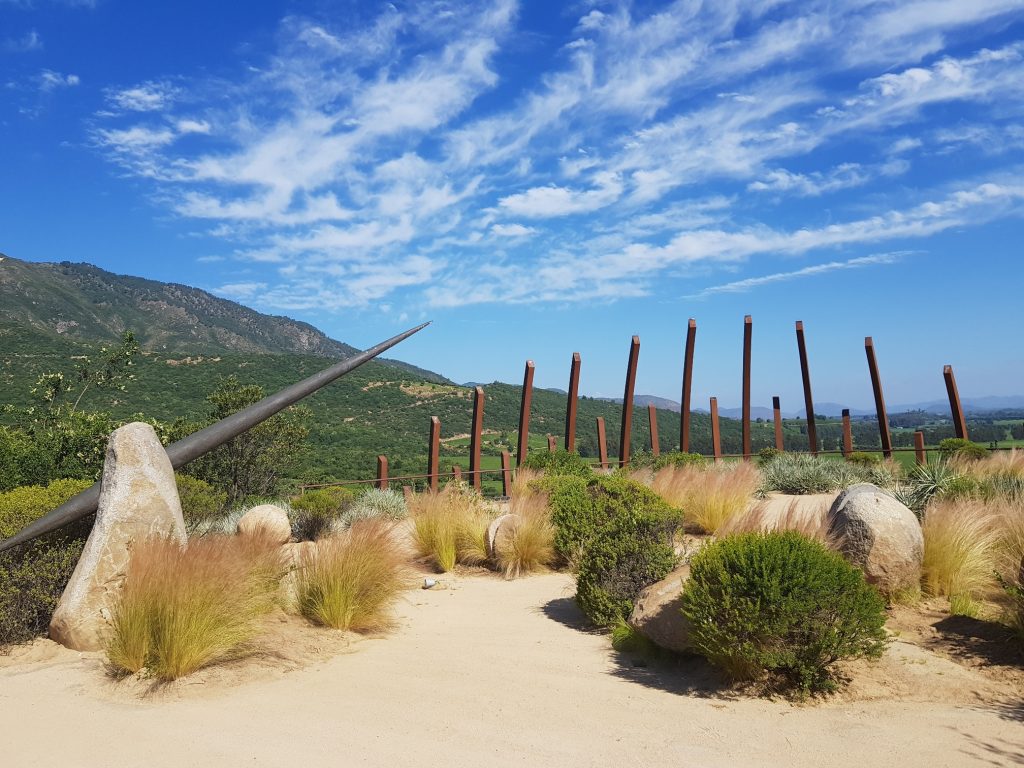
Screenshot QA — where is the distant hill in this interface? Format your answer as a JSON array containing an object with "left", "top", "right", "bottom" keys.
[{"left": 0, "top": 254, "right": 448, "bottom": 383}]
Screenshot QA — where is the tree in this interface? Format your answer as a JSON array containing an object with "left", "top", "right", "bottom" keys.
[{"left": 175, "top": 376, "right": 310, "bottom": 506}]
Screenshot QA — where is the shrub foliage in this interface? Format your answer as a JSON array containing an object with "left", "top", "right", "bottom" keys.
[
  {"left": 521, "top": 449, "right": 593, "bottom": 477},
  {"left": 681, "top": 531, "right": 888, "bottom": 694}
]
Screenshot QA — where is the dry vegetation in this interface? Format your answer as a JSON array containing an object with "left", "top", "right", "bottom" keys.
[
  {"left": 496, "top": 486, "right": 556, "bottom": 579},
  {"left": 107, "top": 534, "right": 285, "bottom": 681},
  {"left": 718, "top": 498, "right": 832, "bottom": 544},
  {"left": 648, "top": 462, "right": 760, "bottom": 534},
  {"left": 409, "top": 483, "right": 492, "bottom": 572}
]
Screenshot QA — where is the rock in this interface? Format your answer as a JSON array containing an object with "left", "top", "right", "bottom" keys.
[
  {"left": 627, "top": 564, "right": 693, "bottom": 654},
  {"left": 827, "top": 483, "right": 923, "bottom": 596},
  {"left": 49, "top": 422, "right": 186, "bottom": 651},
  {"left": 237, "top": 504, "right": 292, "bottom": 544},
  {"left": 486, "top": 513, "right": 518, "bottom": 559}
]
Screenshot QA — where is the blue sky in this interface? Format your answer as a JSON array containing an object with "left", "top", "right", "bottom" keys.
[{"left": 2, "top": 1, "right": 1023, "bottom": 410}]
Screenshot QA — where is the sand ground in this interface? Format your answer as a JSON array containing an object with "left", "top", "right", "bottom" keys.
[{"left": 1, "top": 571, "right": 1021, "bottom": 768}]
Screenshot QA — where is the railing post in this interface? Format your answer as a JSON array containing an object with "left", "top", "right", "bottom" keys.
[
  {"left": 452, "top": 464, "right": 462, "bottom": 482},
  {"left": 943, "top": 365, "right": 968, "bottom": 440},
  {"left": 648, "top": 403, "right": 660, "bottom": 457},
  {"left": 742, "top": 316, "right": 752, "bottom": 460},
  {"left": 500, "top": 450, "right": 512, "bottom": 497},
  {"left": 772, "top": 396, "right": 784, "bottom": 451},
  {"left": 842, "top": 409, "right": 853, "bottom": 456},
  {"left": 547, "top": 435, "right": 556, "bottom": 452},
  {"left": 914, "top": 431, "right": 927, "bottom": 466},
  {"left": 427, "top": 416, "right": 441, "bottom": 492},
  {"left": 864, "top": 337, "right": 893, "bottom": 459},
  {"left": 517, "top": 361, "right": 535, "bottom": 467},
  {"left": 796, "top": 321, "right": 818, "bottom": 455},
  {"left": 619, "top": 336, "right": 640, "bottom": 467},
  {"left": 680, "top": 318, "right": 696, "bottom": 453},
  {"left": 596, "top": 417, "right": 609, "bottom": 469},
  {"left": 565, "top": 352, "right": 581, "bottom": 452},
  {"left": 402, "top": 485, "right": 413, "bottom": 503},
  {"left": 376, "top": 455, "right": 388, "bottom": 490},
  {"left": 469, "top": 385, "right": 484, "bottom": 491},
  {"left": 710, "top": 397, "right": 722, "bottom": 463}
]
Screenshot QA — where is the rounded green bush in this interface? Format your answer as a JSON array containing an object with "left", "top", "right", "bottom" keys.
[
  {"left": 757, "top": 447, "right": 781, "bottom": 466},
  {"left": 521, "top": 449, "right": 593, "bottom": 477},
  {"left": 681, "top": 531, "right": 888, "bottom": 694},
  {"left": 845, "top": 451, "right": 881, "bottom": 466},
  {"left": 289, "top": 486, "right": 356, "bottom": 540},
  {"left": 175, "top": 473, "right": 228, "bottom": 529},
  {"left": 938, "top": 438, "right": 988, "bottom": 462}
]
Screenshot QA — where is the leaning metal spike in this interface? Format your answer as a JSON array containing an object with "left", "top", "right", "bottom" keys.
[{"left": 0, "top": 322, "right": 431, "bottom": 552}]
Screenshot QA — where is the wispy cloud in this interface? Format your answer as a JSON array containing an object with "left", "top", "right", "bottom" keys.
[
  {"left": 685, "top": 253, "right": 906, "bottom": 299},
  {"left": 2, "top": 29, "right": 42, "bottom": 52}
]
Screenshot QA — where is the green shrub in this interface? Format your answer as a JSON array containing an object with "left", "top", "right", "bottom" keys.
[
  {"left": 846, "top": 451, "right": 880, "bottom": 466},
  {"left": 757, "top": 447, "right": 781, "bottom": 466},
  {"left": 0, "top": 478, "right": 94, "bottom": 650},
  {"left": 521, "top": 449, "right": 593, "bottom": 477},
  {"left": 175, "top": 473, "right": 228, "bottom": 529},
  {"left": 289, "top": 487, "right": 355, "bottom": 540},
  {"left": 574, "top": 502, "right": 680, "bottom": 627},
  {"left": 681, "top": 531, "right": 888, "bottom": 694},
  {"left": 653, "top": 451, "right": 708, "bottom": 471},
  {"left": 543, "top": 474, "right": 681, "bottom": 565},
  {"left": 939, "top": 438, "right": 988, "bottom": 461},
  {"left": 759, "top": 453, "right": 898, "bottom": 496}
]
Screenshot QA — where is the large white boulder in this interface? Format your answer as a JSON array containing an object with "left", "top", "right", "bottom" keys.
[
  {"left": 49, "top": 422, "right": 186, "bottom": 651},
  {"left": 237, "top": 504, "right": 292, "bottom": 544},
  {"left": 827, "top": 483, "right": 923, "bottom": 596},
  {"left": 626, "top": 564, "right": 693, "bottom": 654}
]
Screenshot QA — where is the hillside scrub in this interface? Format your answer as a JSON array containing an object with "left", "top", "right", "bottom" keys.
[
  {"left": 521, "top": 449, "right": 593, "bottom": 477},
  {"left": 106, "top": 533, "right": 285, "bottom": 681},
  {"left": 681, "top": 531, "right": 888, "bottom": 694},
  {"left": 175, "top": 473, "right": 228, "bottom": 530},
  {"left": 294, "top": 519, "right": 407, "bottom": 631},
  {"left": 648, "top": 462, "right": 760, "bottom": 534}
]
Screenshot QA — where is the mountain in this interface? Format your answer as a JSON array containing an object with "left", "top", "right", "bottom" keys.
[{"left": 0, "top": 254, "right": 448, "bottom": 383}]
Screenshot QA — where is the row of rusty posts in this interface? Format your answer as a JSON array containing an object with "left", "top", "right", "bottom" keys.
[{"left": 374, "top": 319, "right": 972, "bottom": 494}]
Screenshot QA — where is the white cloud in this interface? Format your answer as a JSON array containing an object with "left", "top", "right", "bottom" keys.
[
  {"left": 107, "top": 81, "right": 178, "bottom": 112},
  {"left": 498, "top": 172, "right": 623, "bottom": 218},
  {"left": 490, "top": 223, "right": 537, "bottom": 237},
  {"left": 2, "top": 29, "right": 42, "bottom": 52},
  {"left": 38, "top": 69, "right": 78, "bottom": 92},
  {"left": 748, "top": 163, "right": 871, "bottom": 196}
]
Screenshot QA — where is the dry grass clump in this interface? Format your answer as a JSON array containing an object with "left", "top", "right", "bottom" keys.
[
  {"left": 107, "top": 534, "right": 284, "bottom": 681},
  {"left": 294, "top": 519, "right": 407, "bottom": 631},
  {"left": 921, "top": 499, "right": 1000, "bottom": 612},
  {"left": 718, "top": 499, "right": 832, "bottom": 545},
  {"left": 409, "top": 483, "right": 492, "bottom": 572},
  {"left": 651, "top": 462, "right": 760, "bottom": 534},
  {"left": 496, "top": 490, "right": 556, "bottom": 579}
]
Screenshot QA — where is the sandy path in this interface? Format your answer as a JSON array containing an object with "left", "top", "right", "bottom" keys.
[{"left": 1, "top": 573, "right": 1021, "bottom": 768}]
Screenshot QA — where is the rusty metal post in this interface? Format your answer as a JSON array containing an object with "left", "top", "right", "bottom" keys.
[
  {"left": 842, "top": 409, "right": 853, "bottom": 456},
  {"left": 547, "top": 435, "right": 557, "bottom": 452},
  {"left": 452, "top": 464, "right": 462, "bottom": 482},
  {"left": 648, "top": 403, "right": 660, "bottom": 457},
  {"left": 500, "top": 450, "right": 512, "bottom": 496},
  {"left": 517, "top": 361, "right": 535, "bottom": 467},
  {"left": 943, "top": 365, "right": 968, "bottom": 440},
  {"left": 680, "top": 318, "right": 697, "bottom": 453},
  {"left": 742, "top": 316, "right": 752, "bottom": 460},
  {"left": 427, "top": 416, "right": 441, "bottom": 492},
  {"left": 620, "top": 336, "right": 640, "bottom": 466},
  {"left": 865, "top": 337, "right": 893, "bottom": 459},
  {"left": 772, "top": 396, "right": 784, "bottom": 451},
  {"left": 914, "top": 431, "right": 926, "bottom": 466},
  {"left": 376, "top": 455, "right": 388, "bottom": 490},
  {"left": 710, "top": 397, "right": 722, "bottom": 463},
  {"left": 565, "top": 352, "right": 581, "bottom": 452},
  {"left": 469, "top": 385, "right": 484, "bottom": 491},
  {"left": 596, "top": 417, "right": 609, "bottom": 469},
  {"left": 402, "top": 485, "right": 413, "bottom": 503},
  {"left": 795, "top": 321, "right": 818, "bottom": 455}
]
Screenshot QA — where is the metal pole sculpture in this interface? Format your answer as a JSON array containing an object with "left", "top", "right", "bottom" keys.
[
  {"left": 469, "top": 386, "right": 485, "bottom": 491},
  {"left": 772, "top": 396, "right": 784, "bottom": 451},
  {"left": 547, "top": 435, "right": 557, "bottom": 452},
  {"left": 596, "top": 417, "right": 609, "bottom": 469},
  {"left": 0, "top": 322, "right": 430, "bottom": 552},
  {"left": 565, "top": 352, "right": 581, "bottom": 452},
  {"left": 376, "top": 455, "right": 389, "bottom": 490},
  {"left": 517, "top": 361, "right": 535, "bottom": 467},
  {"left": 500, "top": 450, "right": 512, "bottom": 496},
  {"left": 648, "top": 404, "right": 660, "bottom": 457},
  {"left": 943, "top": 365, "right": 969, "bottom": 440},
  {"left": 710, "top": 397, "right": 722, "bottom": 462},
  {"left": 620, "top": 336, "right": 640, "bottom": 467},
  {"left": 427, "top": 416, "right": 442, "bottom": 493},
  {"left": 864, "top": 336, "right": 893, "bottom": 459},
  {"left": 842, "top": 409, "right": 853, "bottom": 456},
  {"left": 795, "top": 321, "right": 818, "bottom": 455},
  {"left": 680, "top": 319, "right": 696, "bottom": 453},
  {"left": 742, "top": 316, "right": 752, "bottom": 460},
  {"left": 914, "top": 431, "right": 927, "bottom": 466}
]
